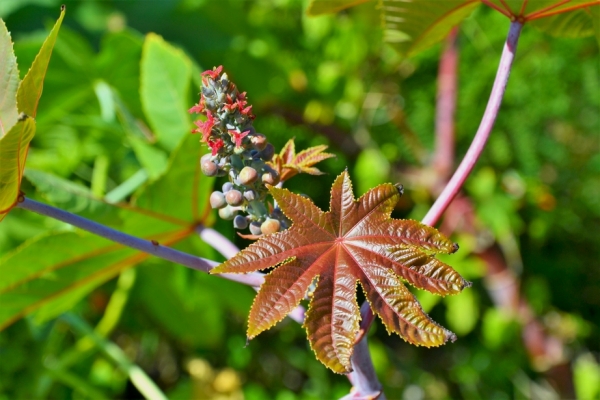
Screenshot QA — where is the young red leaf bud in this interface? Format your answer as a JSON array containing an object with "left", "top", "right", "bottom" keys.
[
  {"left": 261, "top": 218, "right": 281, "bottom": 235},
  {"left": 201, "top": 160, "right": 219, "bottom": 177},
  {"left": 225, "top": 189, "right": 244, "bottom": 206},
  {"left": 238, "top": 166, "right": 258, "bottom": 185},
  {"left": 210, "top": 191, "right": 227, "bottom": 209}
]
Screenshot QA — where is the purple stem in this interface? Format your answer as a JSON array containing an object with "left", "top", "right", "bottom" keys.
[
  {"left": 422, "top": 21, "right": 523, "bottom": 226},
  {"left": 15, "top": 197, "right": 265, "bottom": 288},
  {"left": 348, "top": 21, "right": 523, "bottom": 397}
]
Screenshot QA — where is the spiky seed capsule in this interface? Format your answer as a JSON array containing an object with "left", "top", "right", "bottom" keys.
[
  {"left": 261, "top": 218, "right": 281, "bottom": 235},
  {"left": 250, "top": 133, "right": 267, "bottom": 150},
  {"left": 218, "top": 206, "right": 236, "bottom": 220},
  {"left": 233, "top": 215, "right": 249, "bottom": 230},
  {"left": 201, "top": 160, "right": 219, "bottom": 177},
  {"left": 249, "top": 222, "right": 263, "bottom": 236},
  {"left": 210, "top": 191, "right": 227, "bottom": 209},
  {"left": 262, "top": 171, "right": 280, "bottom": 186},
  {"left": 222, "top": 182, "right": 234, "bottom": 193},
  {"left": 259, "top": 143, "right": 275, "bottom": 161},
  {"left": 238, "top": 166, "right": 258, "bottom": 185},
  {"left": 225, "top": 189, "right": 244, "bottom": 206}
]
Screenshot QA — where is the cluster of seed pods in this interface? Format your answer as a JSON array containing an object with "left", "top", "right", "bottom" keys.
[{"left": 189, "top": 66, "right": 286, "bottom": 236}]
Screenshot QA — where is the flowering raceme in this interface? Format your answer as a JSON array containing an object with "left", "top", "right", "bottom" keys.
[{"left": 190, "top": 66, "right": 335, "bottom": 236}]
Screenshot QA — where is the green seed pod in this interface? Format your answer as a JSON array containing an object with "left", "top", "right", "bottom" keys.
[
  {"left": 261, "top": 170, "right": 280, "bottom": 186},
  {"left": 218, "top": 205, "right": 236, "bottom": 220},
  {"left": 261, "top": 218, "right": 281, "bottom": 235},
  {"left": 238, "top": 166, "right": 258, "bottom": 185},
  {"left": 259, "top": 143, "right": 275, "bottom": 161},
  {"left": 225, "top": 189, "right": 244, "bottom": 206},
  {"left": 250, "top": 133, "right": 267, "bottom": 150},
  {"left": 249, "top": 221, "right": 263, "bottom": 236},
  {"left": 210, "top": 191, "right": 227, "bottom": 209},
  {"left": 201, "top": 160, "right": 219, "bottom": 177},
  {"left": 233, "top": 215, "right": 249, "bottom": 230}
]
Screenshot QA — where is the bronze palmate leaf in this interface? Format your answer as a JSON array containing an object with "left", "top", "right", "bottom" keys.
[{"left": 211, "top": 170, "right": 470, "bottom": 373}]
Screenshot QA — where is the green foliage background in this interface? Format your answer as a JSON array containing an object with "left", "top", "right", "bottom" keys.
[{"left": 1, "top": 0, "right": 599, "bottom": 399}]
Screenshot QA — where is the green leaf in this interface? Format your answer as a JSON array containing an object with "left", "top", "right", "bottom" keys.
[
  {"left": 0, "top": 117, "right": 36, "bottom": 221},
  {"left": 592, "top": 6, "right": 600, "bottom": 47},
  {"left": 16, "top": 5, "right": 65, "bottom": 118},
  {"left": 0, "top": 231, "right": 139, "bottom": 330},
  {"left": 0, "top": 19, "right": 19, "bottom": 137},
  {"left": 140, "top": 33, "right": 192, "bottom": 151},
  {"left": 24, "top": 169, "right": 121, "bottom": 225},
  {"left": 382, "top": 0, "right": 479, "bottom": 57},
  {"left": 530, "top": 6, "right": 598, "bottom": 39},
  {"left": 0, "top": 131, "right": 214, "bottom": 330},
  {"left": 133, "top": 262, "right": 225, "bottom": 347},
  {"left": 127, "top": 133, "right": 214, "bottom": 234},
  {"left": 306, "top": 0, "right": 371, "bottom": 15}
]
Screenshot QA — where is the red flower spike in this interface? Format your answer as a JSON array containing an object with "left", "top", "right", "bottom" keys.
[
  {"left": 201, "top": 65, "right": 223, "bottom": 80},
  {"left": 188, "top": 103, "right": 204, "bottom": 114},
  {"left": 241, "top": 105, "right": 253, "bottom": 116},
  {"left": 228, "top": 130, "right": 250, "bottom": 148},
  {"left": 193, "top": 111, "right": 216, "bottom": 142},
  {"left": 208, "top": 138, "right": 224, "bottom": 156}
]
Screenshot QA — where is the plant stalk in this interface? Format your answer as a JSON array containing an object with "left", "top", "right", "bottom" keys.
[
  {"left": 422, "top": 20, "right": 522, "bottom": 226},
  {"left": 15, "top": 197, "right": 265, "bottom": 288},
  {"left": 349, "top": 21, "right": 523, "bottom": 396}
]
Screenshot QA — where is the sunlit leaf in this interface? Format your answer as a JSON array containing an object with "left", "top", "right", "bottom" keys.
[
  {"left": 381, "top": 0, "right": 479, "bottom": 57},
  {"left": 0, "top": 133, "right": 214, "bottom": 330},
  {"left": 0, "top": 19, "right": 19, "bottom": 137},
  {"left": 306, "top": 0, "right": 371, "bottom": 15},
  {"left": 268, "top": 138, "right": 335, "bottom": 182},
  {"left": 0, "top": 117, "right": 36, "bottom": 221},
  {"left": 16, "top": 5, "right": 65, "bottom": 117},
  {"left": 0, "top": 231, "right": 139, "bottom": 330},
  {"left": 140, "top": 33, "right": 192, "bottom": 151},
  {"left": 212, "top": 170, "right": 469, "bottom": 373}
]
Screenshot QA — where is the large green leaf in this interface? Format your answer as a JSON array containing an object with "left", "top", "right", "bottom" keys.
[
  {"left": 0, "top": 132, "right": 214, "bottom": 330},
  {"left": 16, "top": 5, "right": 65, "bottom": 117},
  {"left": 0, "top": 117, "right": 36, "bottom": 221},
  {"left": 0, "top": 19, "right": 19, "bottom": 137},
  {"left": 382, "top": 0, "right": 479, "bottom": 57},
  {"left": 126, "top": 132, "right": 215, "bottom": 235},
  {"left": 306, "top": 0, "right": 371, "bottom": 15},
  {"left": 0, "top": 231, "right": 139, "bottom": 330},
  {"left": 140, "top": 33, "right": 192, "bottom": 151}
]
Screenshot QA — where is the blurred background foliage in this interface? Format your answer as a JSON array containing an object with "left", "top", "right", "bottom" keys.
[{"left": 0, "top": 0, "right": 599, "bottom": 399}]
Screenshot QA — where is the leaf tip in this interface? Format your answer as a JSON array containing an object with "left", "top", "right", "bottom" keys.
[
  {"left": 394, "top": 183, "right": 404, "bottom": 196},
  {"left": 446, "top": 329, "right": 457, "bottom": 343}
]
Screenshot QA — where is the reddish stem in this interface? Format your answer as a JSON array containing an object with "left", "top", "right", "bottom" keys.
[
  {"left": 525, "top": 0, "right": 599, "bottom": 21},
  {"left": 481, "top": 0, "right": 513, "bottom": 18},
  {"left": 422, "top": 21, "right": 522, "bottom": 227},
  {"left": 433, "top": 27, "right": 459, "bottom": 181}
]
